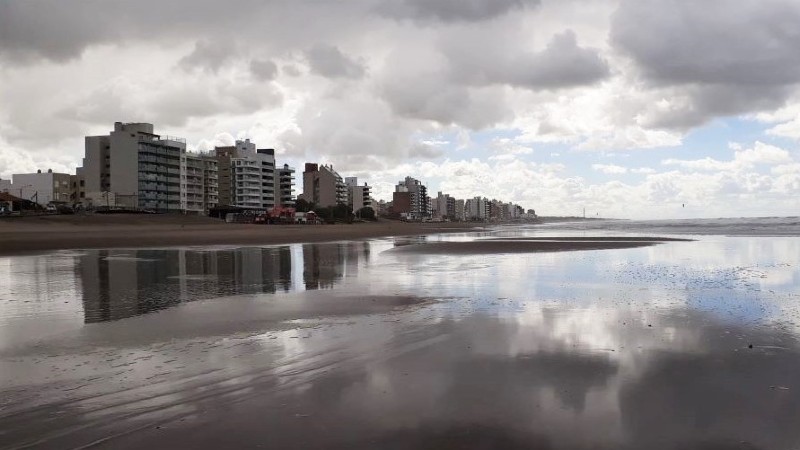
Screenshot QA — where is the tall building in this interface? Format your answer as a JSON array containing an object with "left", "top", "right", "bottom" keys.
[
  {"left": 455, "top": 199, "right": 465, "bottom": 221},
  {"left": 275, "top": 164, "right": 296, "bottom": 207},
  {"left": 345, "top": 177, "right": 373, "bottom": 213},
  {"left": 214, "top": 140, "right": 281, "bottom": 210},
  {"left": 231, "top": 147, "right": 276, "bottom": 209},
  {"left": 465, "top": 197, "right": 489, "bottom": 221},
  {"left": 433, "top": 192, "right": 456, "bottom": 220},
  {"left": 299, "top": 163, "right": 346, "bottom": 207},
  {"left": 82, "top": 122, "right": 185, "bottom": 212},
  {"left": 395, "top": 176, "right": 429, "bottom": 220},
  {"left": 181, "top": 152, "right": 218, "bottom": 214},
  {"left": 214, "top": 145, "right": 236, "bottom": 207}
]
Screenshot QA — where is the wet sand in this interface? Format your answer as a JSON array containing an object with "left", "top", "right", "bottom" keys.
[
  {"left": 0, "top": 214, "right": 481, "bottom": 255},
  {"left": 1, "top": 229, "right": 799, "bottom": 449},
  {"left": 389, "top": 237, "right": 693, "bottom": 254}
]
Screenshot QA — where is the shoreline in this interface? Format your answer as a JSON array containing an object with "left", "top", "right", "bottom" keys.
[{"left": 0, "top": 214, "right": 485, "bottom": 256}]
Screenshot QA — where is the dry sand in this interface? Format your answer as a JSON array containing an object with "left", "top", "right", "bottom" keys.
[{"left": 0, "top": 214, "right": 482, "bottom": 255}]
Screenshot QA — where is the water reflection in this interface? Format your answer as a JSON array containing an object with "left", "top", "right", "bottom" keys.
[
  {"left": 1, "top": 233, "right": 800, "bottom": 449},
  {"left": 70, "top": 242, "right": 370, "bottom": 323}
]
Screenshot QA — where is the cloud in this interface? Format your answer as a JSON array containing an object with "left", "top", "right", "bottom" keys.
[
  {"left": 305, "top": 44, "right": 365, "bottom": 79},
  {"left": 612, "top": 0, "right": 800, "bottom": 86},
  {"left": 662, "top": 141, "right": 793, "bottom": 172},
  {"left": 592, "top": 164, "right": 628, "bottom": 174},
  {"left": 178, "top": 40, "right": 237, "bottom": 73},
  {"left": 611, "top": 0, "right": 800, "bottom": 129},
  {"left": 0, "top": 0, "right": 263, "bottom": 63},
  {"left": 440, "top": 28, "right": 610, "bottom": 90},
  {"left": 377, "top": 0, "right": 541, "bottom": 23},
  {"left": 250, "top": 59, "right": 278, "bottom": 81}
]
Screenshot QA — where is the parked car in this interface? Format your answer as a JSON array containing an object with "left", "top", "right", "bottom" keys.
[{"left": 46, "top": 204, "right": 58, "bottom": 214}]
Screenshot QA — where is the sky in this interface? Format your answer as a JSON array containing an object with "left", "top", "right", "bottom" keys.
[{"left": 1, "top": 0, "right": 800, "bottom": 219}]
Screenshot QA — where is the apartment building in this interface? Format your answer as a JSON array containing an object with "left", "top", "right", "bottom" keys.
[
  {"left": 299, "top": 163, "right": 347, "bottom": 208},
  {"left": 181, "top": 152, "right": 218, "bottom": 214},
  {"left": 394, "top": 176, "right": 429, "bottom": 220},
  {"left": 81, "top": 122, "right": 184, "bottom": 211},
  {"left": 215, "top": 140, "right": 284, "bottom": 210},
  {"left": 345, "top": 177, "right": 373, "bottom": 213},
  {"left": 276, "top": 164, "right": 296, "bottom": 207}
]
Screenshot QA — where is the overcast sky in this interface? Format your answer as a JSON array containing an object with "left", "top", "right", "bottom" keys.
[{"left": 2, "top": 0, "right": 800, "bottom": 218}]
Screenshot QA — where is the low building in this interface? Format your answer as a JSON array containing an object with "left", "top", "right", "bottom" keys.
[{"left": 10, "top": 169, "right": 72, "bottom": 206}]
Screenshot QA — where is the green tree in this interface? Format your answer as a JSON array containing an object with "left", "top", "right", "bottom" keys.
[
  {"left": 295, "top": 198, "right": 314, "bottom": 212},
  {"left": 357, "top": 207, "right": 376, "bottom": 220}
]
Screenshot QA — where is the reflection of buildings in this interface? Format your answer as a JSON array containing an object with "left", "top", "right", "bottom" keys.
[
  {"left": 78, "top": 242, "right": 372, "bottom": 323},
  {"left": 79, "top": 247, "right": 293, "bottom": 323},
  {"left": 301, "top": 241, "right": 370, "bottom": 289}
]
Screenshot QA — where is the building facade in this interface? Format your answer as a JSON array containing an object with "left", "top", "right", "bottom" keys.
[
  {"left": 345, "top": 177, "right": 373, "bottom": 213},
  {"left": 81, "top": 122, "right": 186, "bottom": 212},
  {"left": 395, "top": 176, "right": 429, "bottom": 220},
  {"left": 299, "top": 163, "right": 346, "bottom": 208},
  {"left": 10, "top": 170, "right": 72, "bottom": 205},
  {"left": 215, "top": 140, "right": 284, "bottom": 210},
  {"left": 276, "top": 164, "right": 296, "bottom": 207},
  {"left": 181, "top": 152, "right": 218, "bottom": 214}
]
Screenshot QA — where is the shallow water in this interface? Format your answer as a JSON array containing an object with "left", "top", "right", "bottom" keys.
[{"left": 1, "top": 226, "right": 799, "bottom": 449}]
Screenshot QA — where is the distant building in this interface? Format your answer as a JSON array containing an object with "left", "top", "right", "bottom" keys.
[
  {"left": 433, "top": 192, "right": 456, "bottom": 220},
  {"left": 276, "top": 164, "right": 296, "bottom": 207},
  {"left": 10, "top": 169, "right": 72, "bottom": 206},
  {"left": 455, "top": 199, "right": 465, "bottom": 221},
  {"left": 465, "top": 197, "right": 489, "bottom": 221},
  {"left": 299, "top": 163, "right": 346, "bottom": 207},
  {"left": 345, "top": 176, "right": 373, "bottom": 213},
  {"left": 395, "top": 176, "right": 429, "bottom": 220}
]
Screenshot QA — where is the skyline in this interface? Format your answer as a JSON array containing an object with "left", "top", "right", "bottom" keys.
[{"left": 2, "top": 0, "right": 800, "bottom": 218}]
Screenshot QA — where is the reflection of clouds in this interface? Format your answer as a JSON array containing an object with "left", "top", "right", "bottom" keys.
[{"left": 36, "top": 306, "right": 791, "bottom": 450}]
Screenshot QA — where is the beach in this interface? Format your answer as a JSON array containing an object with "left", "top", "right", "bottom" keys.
[
  {"left": 1, "top": 219, "right": 799, "bottom": 449},
  {"left": 0, "top": 214, "right": 482, "bottom": 255}
]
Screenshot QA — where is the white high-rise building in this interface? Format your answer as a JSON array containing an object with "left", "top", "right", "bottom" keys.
[
  {"left": 79, "top": 122, "right": 218, "bottom": 213},
  {"left": 82, "top": 123, "right": 183, "bottom": 211}
]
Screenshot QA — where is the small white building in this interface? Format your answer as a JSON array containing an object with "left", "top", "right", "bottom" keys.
[{"left": 11, "top": 170, "right": 72, "bottom": 205}]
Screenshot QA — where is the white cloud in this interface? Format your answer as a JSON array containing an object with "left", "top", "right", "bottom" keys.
[
  {"left": 592, "top": 164, "right": 628, "bottom": 174},
  {"left": 663, "top": 141, "right": 793, "bottom": 172},
  {"left": 3, "top": 1, "right": 800, "bottom": 218}
]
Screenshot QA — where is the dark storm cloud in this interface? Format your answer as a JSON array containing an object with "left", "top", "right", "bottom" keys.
[
  {"left": 178, "top": 40, "right": 238, "bottom": 73},
  {"left": 249, "top": 59, "right": 279, "bottom": 81},
  {"left": 0, "top": 0, "right": 267, "bottom": 62},
  {"left": 305, "top": 44, "right": 366, "bottom": 79},
  {"left": 446, "top": 30, "right": 610, "bottom": 89},
  {"left": 377, "top": 0, "right": 541, "bottom": 23},
  {"left": 611, "top": 0, "right": 800, "bottom": 129},
  {"left": 612, "top": 0, "right": 800, "bottom": 86}
]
